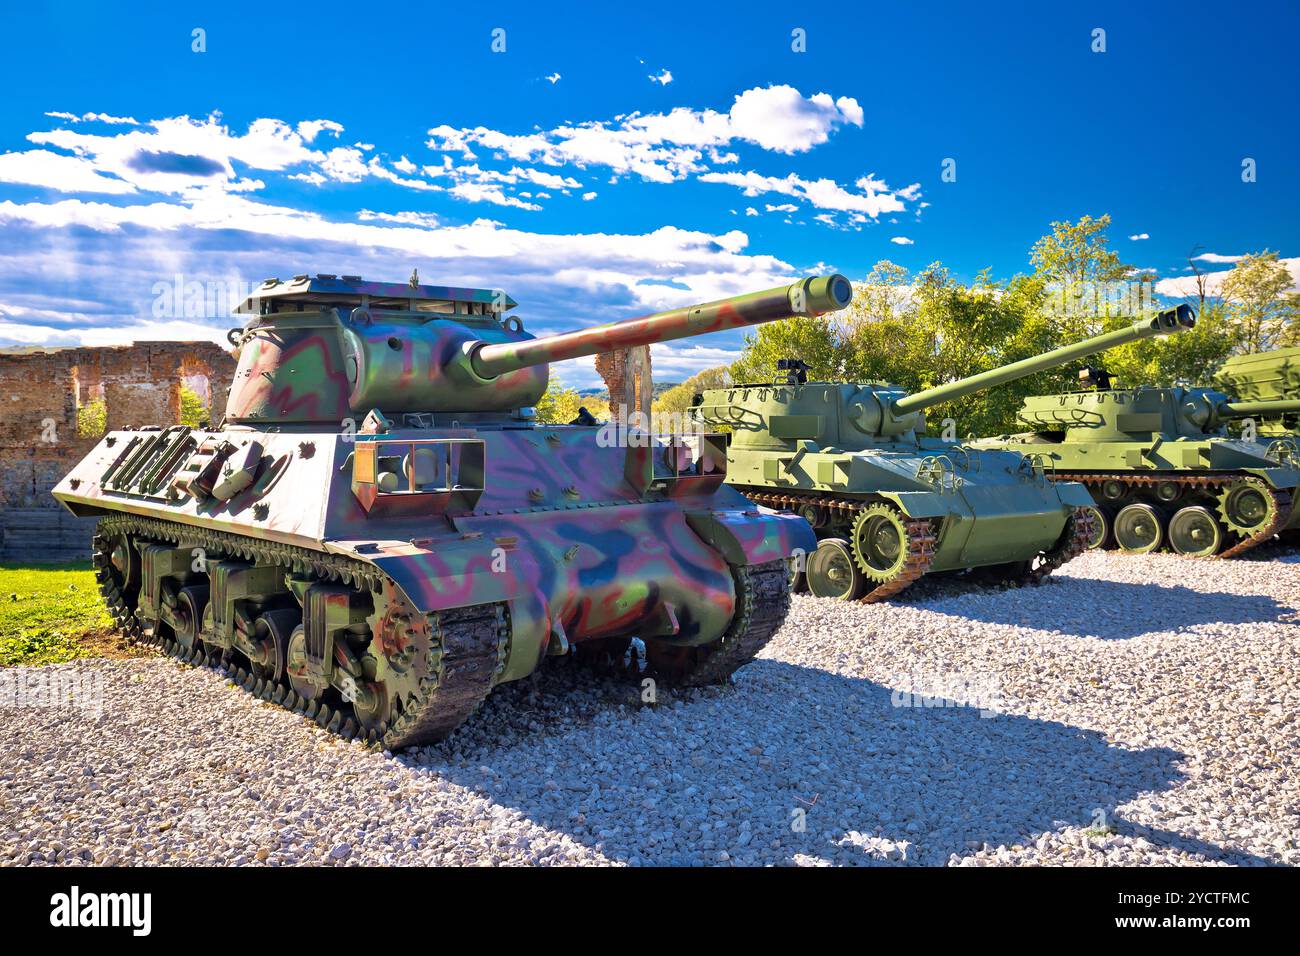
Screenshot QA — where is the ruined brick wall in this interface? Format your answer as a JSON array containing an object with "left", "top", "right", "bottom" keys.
[
  {"left": 0, "top": 341, "right": 235, "bottom": 512},
  {"left": 594, "top": 346, "right": 653, "bottom": 422}
]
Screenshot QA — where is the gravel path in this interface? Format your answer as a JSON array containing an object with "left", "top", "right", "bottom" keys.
[{"left": 2, "top": 549, "right": 1297, "bottom": 866}]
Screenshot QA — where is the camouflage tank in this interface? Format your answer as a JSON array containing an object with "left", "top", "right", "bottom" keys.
[
  {"left": 52, "top": 272, "right": 852, "bottom": 749},
  {"left": 1215, "top": 346, "right": 1300, "bottom": 439},
  {"left": 688, "top": 307, "right": 1192, "bottom": 601},
  {"left": 973, "top": 337, "right": 1300, "bottom": 558}
]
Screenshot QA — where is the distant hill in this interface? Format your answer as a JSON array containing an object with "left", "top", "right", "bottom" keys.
[{"left": 576, "top": 381, "right": 680, "bottom": 399}]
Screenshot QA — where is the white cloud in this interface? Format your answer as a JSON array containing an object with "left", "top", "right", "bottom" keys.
[
  {"left": 745, "top": 207, "right": 759, "bottom": 216},
  {"left": 296, "top": 119, "right": 344, "bottom": 142},
  {"left": 1192, "top": 252, "right": 1244, "bottom": 263},
  {"left": 0, "top": 149, "right": 137, "bottom": 194},
  {"left": 545, "top": 73, "right": 562, "bottom": 84},
  {"left": 582, "top": 191, "right": 597, "bottom": 201},
  {"left": 0, "top": 191, "right": 809, "bottom": 390},
  {"left": 1155, "top": 257, "right": 1300, "bottom": 299},
  {"left": 890, "top": 236, "right": 914, "bottom": 245},
  {"left": 649, "top": 69, "right": 674, "bottom": 85},
  {"left": 698, "top": 169, "right": 908, "bottom": 223},
  {"left": 423, "top": 84, "right": 863, "bottom": 186},
  {"left": 1128, "top": 233, "right": 1150, "bottom": 240},
  {"left": 45, "top": 111, "right": 139, "bottom": 126},
  {"left": 727, "top": 86, "right": 862, "bottom": 154}
]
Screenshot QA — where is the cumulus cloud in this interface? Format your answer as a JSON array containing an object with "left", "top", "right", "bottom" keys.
[
  {"left": 1192, "top": 252, "right": 1244, "bottom": 264},
  {"left": 425, "top": 84, "right": 863, "bottom": 185},
  {"left": 1128, "top": 233, "right": 1150, "bottom": 240},
  {"left": 545, "top": 73, "right": 561, "bottom": 84},
  {"left": 890, "top": 236, "right": 914, "bottom": 245},
  {"left": 0, "top": 149, "right": 137, "bottom": 194},
  {"left": 649, "top": 69, "right": 673, "bottom": 85}
]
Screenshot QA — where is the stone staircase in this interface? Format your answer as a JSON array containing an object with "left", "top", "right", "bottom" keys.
[{"left": 0, "top": 507, "right": 100, "bottom": 563}]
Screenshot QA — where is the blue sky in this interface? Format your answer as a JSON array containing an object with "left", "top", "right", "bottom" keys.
[{"left": 2, "top": 0, "right": 1297, "bottom": 388}]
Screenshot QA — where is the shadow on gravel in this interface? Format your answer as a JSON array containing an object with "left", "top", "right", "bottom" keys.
[
  {"left": 906, "top": 578, "right": 1296, "bottom": 640},
  {"left": 402, "top": 659, "right": 1273, "bottom": 866}
]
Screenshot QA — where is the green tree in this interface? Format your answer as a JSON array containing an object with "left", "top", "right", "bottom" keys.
[
  {"left": 534, "top": 378, "right": 587, "bottom": 424},
  {"left": 178, "top": 385, "right": 207, "bottom": 427},
  {"left": 1030, "top": 213, "right": 1131, "bottom": 288},
  {"left": 653, "top": 365, "right": 731, "bottom": 414},
  {"left": 1220, "top": 251, "right": 1297, "bottom": 352},
  {"left": 76, "top": 398, "right": 106, "bottom": 438}
]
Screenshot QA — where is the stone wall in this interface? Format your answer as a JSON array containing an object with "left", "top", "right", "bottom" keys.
[{"left": 0, "top": 341, "right": 235, "bottom": 559}]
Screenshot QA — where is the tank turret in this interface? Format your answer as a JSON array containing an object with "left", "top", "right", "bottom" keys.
[
  {"left": 1215, "top": 346, "right": 1300, "bottom": 438},
  {"left": 226, "top": 272, "right": 852, "bottom": 424}
]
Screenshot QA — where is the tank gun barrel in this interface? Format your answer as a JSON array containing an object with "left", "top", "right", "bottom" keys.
[
  {"left": 465, "top": 274, "right": 853, "bottom": 380},
  {"left": 1219, "top": 398, "right": 1300, "bottom": 418},
  {"left": 889, "top": 304, "right": 1195, "bottom": 416}
]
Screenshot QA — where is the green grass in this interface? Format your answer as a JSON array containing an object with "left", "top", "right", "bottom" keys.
[{"left": 0, "top": 562, "right": 115, "bottom": 666}]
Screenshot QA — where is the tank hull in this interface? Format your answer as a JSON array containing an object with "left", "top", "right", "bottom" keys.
[
  {"left": 971, "top": 434, "right": 1300, "bottom": 554},
  {"left": 54, "top": 422, "right": 813, "bottom": 746}
]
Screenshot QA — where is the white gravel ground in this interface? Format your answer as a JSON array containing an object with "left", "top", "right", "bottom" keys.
[{"left": 2, "top": 548, "right": 1297, "bottom": 867}]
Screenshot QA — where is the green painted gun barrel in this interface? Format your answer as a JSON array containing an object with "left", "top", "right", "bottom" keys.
[
  {"left": 890, "top": 304, "right": 1196, "bottom": 416},
  {"left": 1219, "top": 398, "right": 1300, "bottom": 418},
  {"left": 467, "top": 274, "right": 853, "bottom": 379}
]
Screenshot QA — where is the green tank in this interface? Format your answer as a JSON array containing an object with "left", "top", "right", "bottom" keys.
[
  {"left": 1215, "top": 346, "right": 1300, "bottom": 439},
  {"left": 973, "top": 339, "right": 1300, "bottom": 558},
  {"left": 688, "top": 307, "right": 1193, "bottom": 601}
]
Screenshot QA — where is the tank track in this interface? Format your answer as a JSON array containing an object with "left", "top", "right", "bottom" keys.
[
  {"left": 580, "top": 559, "right": 792, "bottom": 685},
  {"left": 741, "top": 490, "right": 936, "bottom": 602},
  {"left": 91, "top": 515, "right": 508, "bottom": 750},
  {"left": 1024, "top": 506, "right": 1095, "bottom": 585},
  {"left": 668, "top": 559, "right": 791, "bottom": 686},
  {"left": 1055, "top": 472, "right": 1293, "bottom": 559}
]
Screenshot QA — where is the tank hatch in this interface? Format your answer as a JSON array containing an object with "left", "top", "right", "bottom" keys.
[{"left": 236, "top": 272, "right": 517, "bottom": 315}]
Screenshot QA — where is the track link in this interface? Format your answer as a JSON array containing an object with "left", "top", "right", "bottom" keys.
[{"left": 92, "top": 515, "right": 507, "bottom": 750}]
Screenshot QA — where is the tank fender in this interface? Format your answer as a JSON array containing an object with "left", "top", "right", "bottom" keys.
[
  {"left": 685, "top": 508, "right": 815, "bottom": 567},
  {"left": 876, "top": 491, "right": 950, "bottom": 519},
  {"left": 357, "top": 541, "right": 543, "bottom": 614},
  {"left": 1055, "top": 481, "right": 1096, "bottom": 508}
]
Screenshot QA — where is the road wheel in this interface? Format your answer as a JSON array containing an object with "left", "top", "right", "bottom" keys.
[
  {"left": 805, "top": 538, "right": 868, "bottom": 601},
  {"left": 1082, "top": 504, "right": 1109, "bottom": 550},
  {"left": 1113, "top": 502, "right": 1164, "bottom": 554},
  {"left": 1168, "top": 505, "right": 1224, "bottom": 557}
]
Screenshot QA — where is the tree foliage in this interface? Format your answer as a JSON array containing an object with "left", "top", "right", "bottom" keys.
[
  {"left": 178, "top": 386, "right": 207, "bottom": 428},
  {"left": 1220, "top": 251, "right": 1296, "bottom": 352},
  {"left": 729, "top": 216, "right": 1296, "bottom": 437},
  {"left": 653, "top": 365, "right": 732, "bottom": 414},
  {"left": 76, "top": 398, "right": 106, "bottom": 438},
  {"left": 534, "top": 377, "right": 588, "bottom": 424}
]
